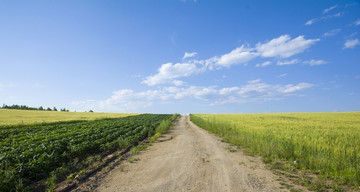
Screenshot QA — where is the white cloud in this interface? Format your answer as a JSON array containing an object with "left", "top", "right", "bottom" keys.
[
  {"left": 303, "top": 59, "right": 327, "bottom": 66},
  {"left": 183, "top": 52, "right": 197, "bottom": 59},
  {"left": 256, "top": 35, "right": 319, "bottom": 58},
  {"left": 305, "top": 19, "right": 316, "bottom": 25},
  {"left": 343, "top": 39, "right": 360, "bottom": 49},
  {"left": 305, "top": 12, "right": 342, "bottom": 25},
  {"left": 181, "top": 0, "right": 197, "bottom": 2},
  {"left": 173, "top": 80, "right": 184, "bottom": 86},
  {"left": 99, "top": 89, "right": 158, "bottom": 112},
  {"left": 323, "top": 28, "right": 341, "bottom": 37},
  {"left": 277, "top": 73, "right": 287, "bottom": 78},
  {"left": 167, "top": 86, "right": 218, "bottom": 100},
  {"left": 324, "top": 12, "right": 341, "bottom": 19},
  {"left": 355, "top": 19, "right": 360, "bottom": 26},
  {"left": 248, "top": 79, "right": 261, "bottom": 84},
  {"left": 255, "top": 61, "right": 271, "bottom": 67},
  {"left": 143, "top": 34, "right": 319, "bottom": 86},
  {"left": 216, "top": 81, "right": 313, "bottom": 104},
  {"left": 73, "top": 80, "right": 314, "bottom": 112},
  {"left": 216, "top": 45, "right": 259, "bottom": 67},
  {"left": 323, "top": 5, "right": 338, "bottom": 14},
  {"left": 142, "top": 62, "right": 204, "bottom": 86},
  {"left": 277, "top": 59, "right": 301, "bottom": 66},
  {"left": 277, "top": 83, "right": 314, "bottom": 93}
]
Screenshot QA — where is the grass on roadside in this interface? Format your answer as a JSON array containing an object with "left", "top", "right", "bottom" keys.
[{"left": 190, "top": 112, "right": 360, "bottom": 191}]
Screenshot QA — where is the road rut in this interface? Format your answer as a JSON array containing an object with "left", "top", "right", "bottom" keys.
[{"left": 95, "top": 116, "right": 289, "bottom": 192}]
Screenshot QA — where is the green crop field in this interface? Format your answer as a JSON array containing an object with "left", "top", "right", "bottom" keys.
[
  {"left": 0, "top": 113, "right": 177, "bottom": 191},
  {"left": 190, "top": 112, "right": 360, "bottom": 188},
  {"left": 0, "top": 109, "right": 137, "bottom": 126}
]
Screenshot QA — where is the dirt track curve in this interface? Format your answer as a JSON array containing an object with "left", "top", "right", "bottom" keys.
[{"left": 95, "top": 116, "right": 291, "bottom": 192}]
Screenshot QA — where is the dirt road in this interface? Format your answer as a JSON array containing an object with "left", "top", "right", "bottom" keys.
[{"left": 95, "top": 116, "right": 290, "bottom": 192}]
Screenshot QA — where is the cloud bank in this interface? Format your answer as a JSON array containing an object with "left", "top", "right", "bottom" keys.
[
  {"left": 74, "top": 34, "right": 320, "bottom": 112},
  {"left": 256, "top": 35, "right": 319, "bottom": 58},
  {"left": 142, "top": 35, "right": 319, "bottom": 86},
  {"left": 142, "top": 62, "right": 205, "bottom": 86},
  {"left": 73, "top": 80, "right": 314, "bottom": 112}
]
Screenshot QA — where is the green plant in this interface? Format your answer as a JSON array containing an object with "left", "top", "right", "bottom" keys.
[
  {"left": 150, "top": 132, "right": 162, "bottom": 143},
  {"left": 190, "top": 112, "right": 360, "bottom": 189},
  {"left": 0, "top": 114, "right": 175, "bottom": 191}
]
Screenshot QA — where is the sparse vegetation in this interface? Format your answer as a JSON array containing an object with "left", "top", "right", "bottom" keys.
[
  {"left": 130, "top": 145, "right": 147, "bottom": 155},
  {"left": 128, "top": 158, "right": 140, "bottom": 163},
  {"left": 148, "top": 114, "right": 179, "bottom": 143},
  {"left": 150, "top": 132, "right": 162, "bottom": 143},
  {"left": 155, "top": 113, "right": 180, "bottom": 134}
]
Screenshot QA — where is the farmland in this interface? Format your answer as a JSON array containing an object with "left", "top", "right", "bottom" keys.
[
  {"left": 190, "top": 112, "right": 360, "bottom": 188},
  {"left": 0, "top": 113, "right": 177, "bottom": 191},
  {"left": 0, "top": 109, "right": 137, "bottom": 126}
]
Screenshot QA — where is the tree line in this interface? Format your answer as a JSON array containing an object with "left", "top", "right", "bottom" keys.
[{"left": 1, "top": 104, "right": 70, "bottom": 112}]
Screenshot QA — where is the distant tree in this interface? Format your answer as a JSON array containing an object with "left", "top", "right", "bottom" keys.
[
  {"left": 1, "top": 104, "right": 67, "bottom": 111},
  {"left": 89, "top": 110, "right": 94, "bottom": 112},
  {"left": 60, "top": 108, "right": 70, "bottom": 112}
]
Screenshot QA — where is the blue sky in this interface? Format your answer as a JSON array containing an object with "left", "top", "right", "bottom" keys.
[{"left": 0, "top": 0, "right": 359, "bottom": 114}]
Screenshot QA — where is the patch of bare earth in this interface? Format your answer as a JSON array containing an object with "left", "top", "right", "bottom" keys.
[{"left": 74, "top": 116, "right": 306, "bottom": 192}]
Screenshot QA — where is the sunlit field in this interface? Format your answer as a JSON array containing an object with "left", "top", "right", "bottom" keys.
[
  {"left": 0, "top": 109, "right": 138, "bottom": 126},
  {"left": 0, "top": 113, "right": 178, "bottom": 191},
  {"left": 190, "top": 112, "right": 360, "bottom": 187}
]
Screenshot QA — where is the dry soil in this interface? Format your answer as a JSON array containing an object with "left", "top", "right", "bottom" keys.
[{"left": 95, "top": 116, "right": 295, "bottom": 192}]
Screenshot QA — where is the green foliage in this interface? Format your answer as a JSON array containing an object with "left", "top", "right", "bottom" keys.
[
  {"left": 1, "top": 104, "right": 68, "bottom": 112},
  {"left": 0, "top": 114, "right": 173, "bottom": 191},
  {"left": 155, "top": 114, "right": 180, "bottom": 134},
  {"left": 190, "top": 112, "right": 360, "bottom": 188},
  {"left": 150, "top": 133, "right": 162, "bottom": 143},
  {"left": 130, "top": 145, "right": 148, "bottom": 155},
  {"left": 146, "top": 114, "right": 179, "bottom": 144}
]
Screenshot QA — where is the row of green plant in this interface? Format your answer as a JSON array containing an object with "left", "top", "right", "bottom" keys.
[
  {"left": 190, "top": 113, "right": 360, "bottom": 189},
  {"left": 150, "top": 113, "right": 180, "bottom": 143},
  {"left": 0, "top": 114, "right": 174, "bottom": 191},
  {"left": 46, "top": 114, "right": 179, "bottom": 191}
]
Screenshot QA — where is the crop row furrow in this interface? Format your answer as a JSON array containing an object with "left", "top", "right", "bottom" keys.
[{"left": 0, "top": 114, "right": 174, "bottom": 191}]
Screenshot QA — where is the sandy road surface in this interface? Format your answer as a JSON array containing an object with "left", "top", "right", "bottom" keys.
[{"left": 95, "top": 116, "right": 289, "bottom": 192}]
